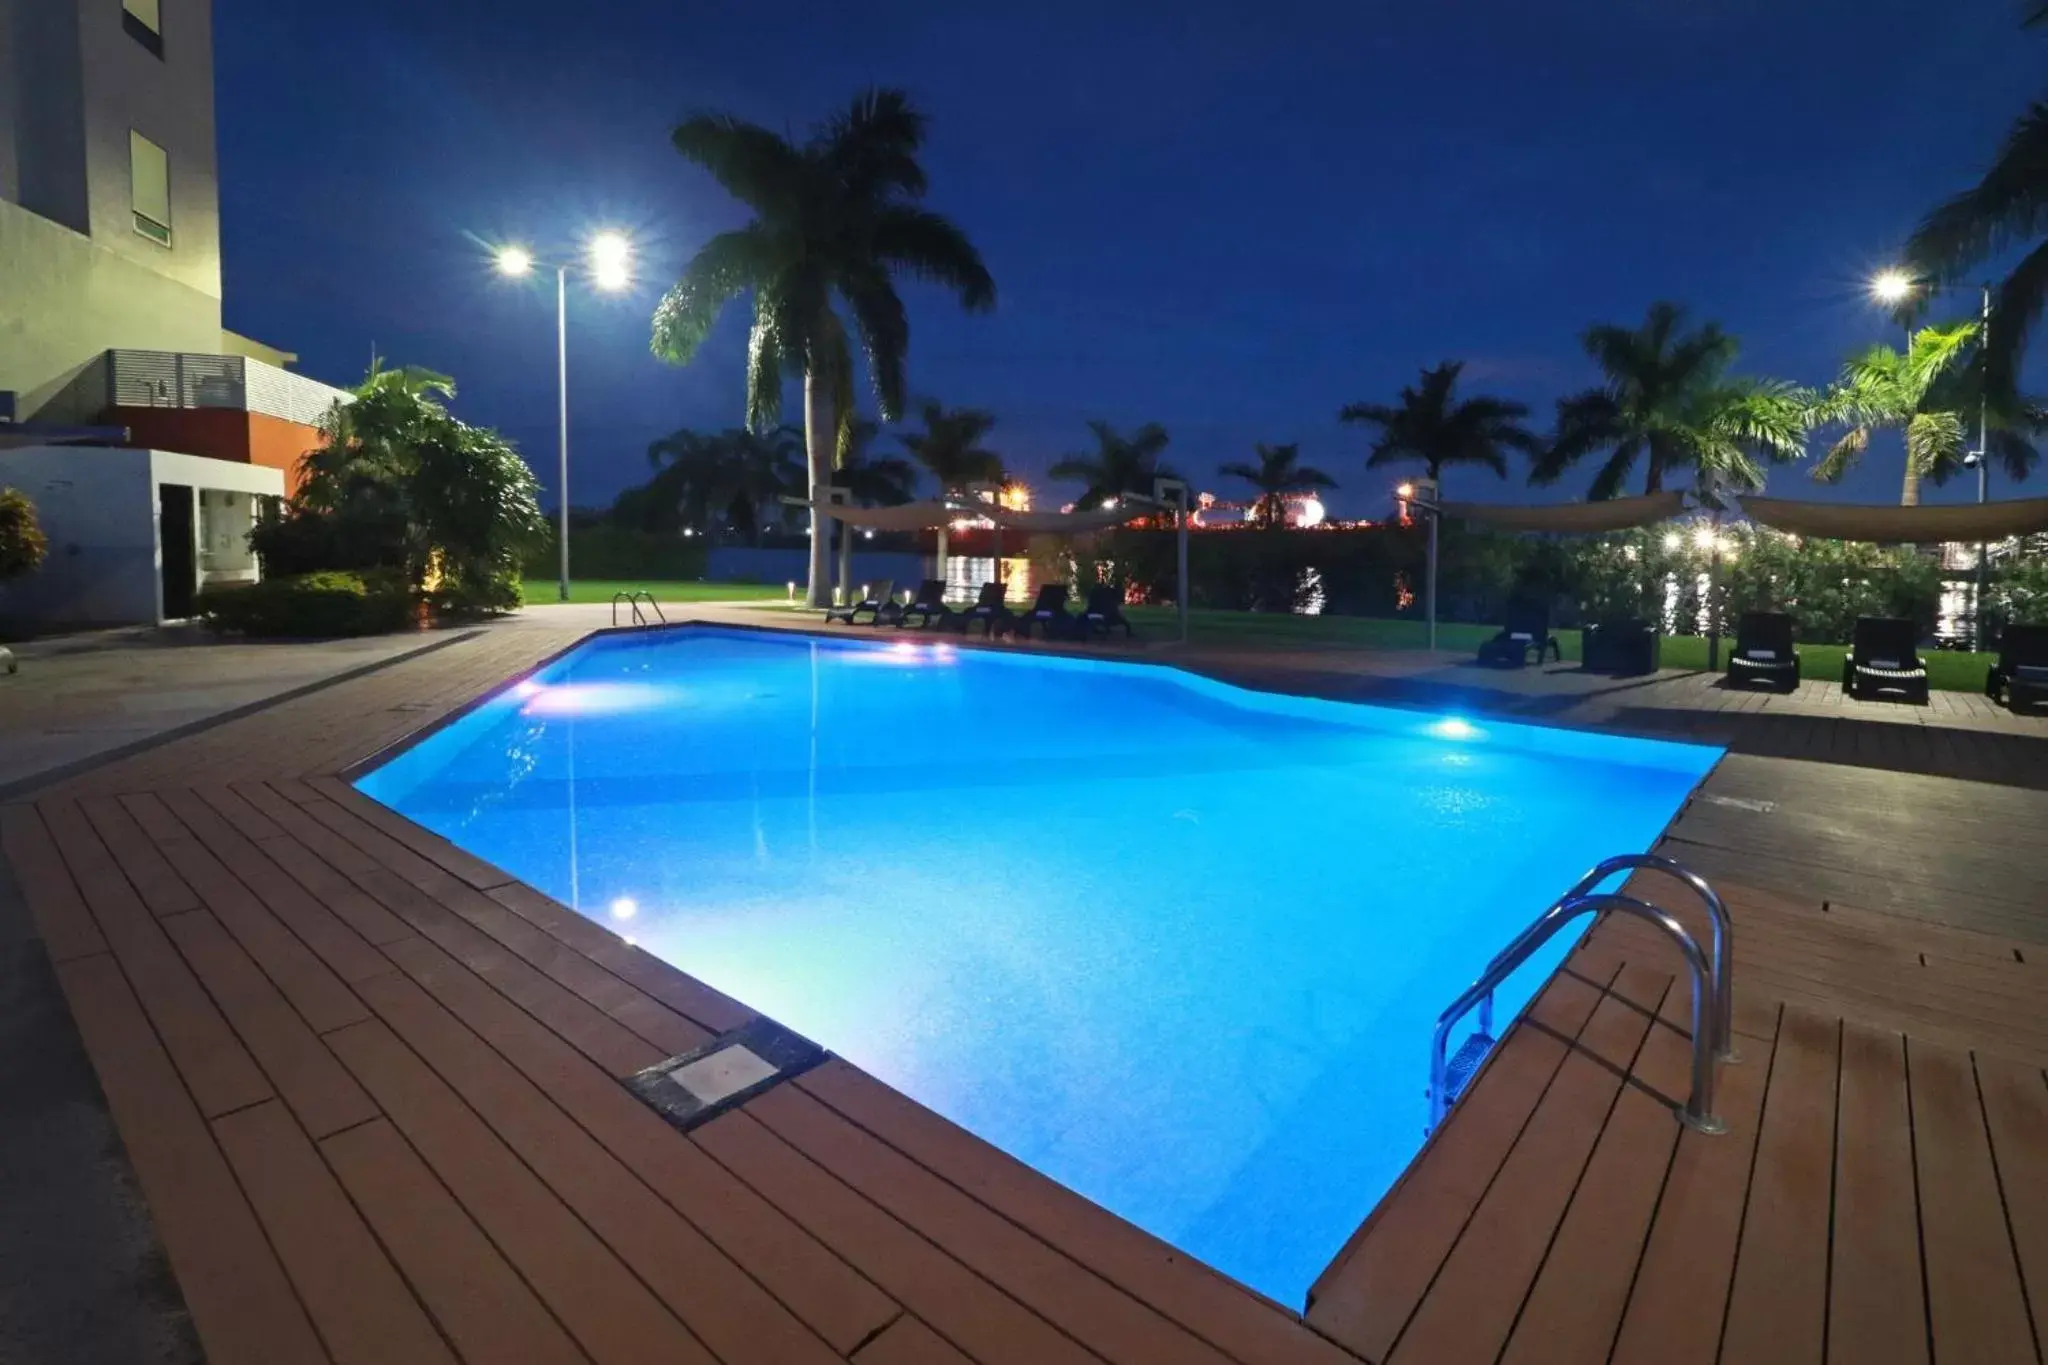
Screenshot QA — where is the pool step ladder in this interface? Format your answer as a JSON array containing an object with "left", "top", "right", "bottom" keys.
[
  {"left": 1426, "top": 852, "right": 1736, "bottom": 1137},
  {"left": 611, "top": 590, "right": 666, "bottom": 628}
]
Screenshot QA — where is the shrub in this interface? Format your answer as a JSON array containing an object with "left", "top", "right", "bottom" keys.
[
  {"left": 519, "top": 525, "right": 708, "bottom": 581},
  {"left": 198, "top": 571, "right": 415, "bottom": 638},
  {"left": 0, "top": 487, "right": 49, "bottom": 581}
]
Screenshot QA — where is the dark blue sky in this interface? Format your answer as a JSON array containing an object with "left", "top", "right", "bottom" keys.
[{"left": 214, "top": 0, "right": 2043, "bottom": 515}]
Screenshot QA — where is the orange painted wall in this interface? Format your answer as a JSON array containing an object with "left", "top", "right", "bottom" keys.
[{"left": 109, "top": 407, "right": 323, "bottom": 495}]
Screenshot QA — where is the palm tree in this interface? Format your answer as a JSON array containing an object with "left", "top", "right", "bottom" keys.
[
  {"left": 898, "top": 402, "right": 1003, "bottom": 494},
  {"left": 1218, "top": 442, "right": 1338, "bottom": 528},
  {"left": 1339, "top": 361, "right": 1540, "bottom": 486},
  {"left": 828, "top": 418, "right": 919, "bottom": 598},
  {"left": 1810, "top": 324, "right": 1979, "bottom": 506},
  {"left": 1049, "top": 421, "right": 1180, "bottom": 508},
  {"left": 650, "top": 90, "right": 995, "bottom": 606},
  {"left": 641, "top": 427, "right": 803, "bottom": 544},
  {"left": 1530, "top": 302, "right": 1809, "bottom": 500}
]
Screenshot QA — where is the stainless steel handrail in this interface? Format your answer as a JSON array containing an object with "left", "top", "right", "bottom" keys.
[
  {"left": 1428, "top": 892, "right": 1726, "bottom": 1136},
  {"left": 610, "top": 591, "right": 666, "bottom": 627},
  {"left": 1560, "top": 853, "right": 1735, "bottom": 1063},
  {"left": 1474, "top": 853, "right": 1736, "bottom": 1065}
]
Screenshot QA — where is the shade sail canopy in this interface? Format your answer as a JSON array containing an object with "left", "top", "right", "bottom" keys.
[
  {"left": 1738, "top": 495, "right": 2048, "bottom": 544},
  {"left": 1438, "top": 491, "right": 1685, "bottom": 533},
  {"left": 812, "top": 500, "right": 955, "bottom": 531},
  {"left": 982, "top": 502, "right": 1152, "bottom": 534}
]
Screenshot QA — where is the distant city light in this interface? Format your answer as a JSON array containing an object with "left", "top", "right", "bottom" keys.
[
  {"left": 1396, "top": 482, "right": 1416, "bottom": 500},
  {"left": 999, "top": 482, "right": 1031, "bottom": 511},
  {"left": 1295, "top": 495, "right": 1328, "bottom": 528},
  {"left": 1101, "top": 498, "right": 1118, "bottom": 510},
  {"left": 495, "top": 245, "right": 535, "bottom": 277},
  {"left": 1870, "top": 268, "right": 1916, "bottom": 306}
]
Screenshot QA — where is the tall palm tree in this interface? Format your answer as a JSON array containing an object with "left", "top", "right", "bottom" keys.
[
  {"left": 1049, "top": 421, "right": 1180, "bottom": 508},
  {"left": 1530, "top": 302, "right": 1809, "bottom": 499},
  {"left": 1810, "top": 323, "right": 1980, "bottom": 505},
  {"left": 834, "top": 419, "right": 920, "bottom": 507},
  {"left": 650, "top": 89, "right": 996, "bottom": 605},
  {"left": 897, "top": 402, "right": 1004, "bottom": 494},
  {"left": 641, "top": 426, "right": 803, "bottom": 544},
  {"left": 1339, "top": 361, "right": 1540, "bottom": 485},
  {"left": 1218, "top": 442, "right": 1338, "bottom": 528}
]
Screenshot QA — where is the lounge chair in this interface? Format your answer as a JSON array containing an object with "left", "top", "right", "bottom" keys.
[
  {"left": 942, "top": 581, "right": 1007, "bottom": 636},
  {"left": 1726, "top": 611, "right": 1800, "bottom": 691},
  {"left": 1477, "top": 600, "right": 1562, "bottom": 667},
  {"left": 1005, "top": 584, "right": 1075, "bottom": 640},
  {"left": 824, "top": 578, "right": 894, "bottom": 626},
  {"left": 1841, "top": 616, "right": 1929, "bottom": 703},
  {"left": 885, "top": 579, "right": 948, "bottom": 629},
  {"left": 1987, "top": 622, "right": 2048, "bottom": 711},
  {"left": 1080, "top": 584, "right": 1135, "bottom": 640}
]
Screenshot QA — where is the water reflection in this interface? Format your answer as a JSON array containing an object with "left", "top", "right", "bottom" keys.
[{"left": 944, "top": 557, "right": 1033, "bottom": 604}]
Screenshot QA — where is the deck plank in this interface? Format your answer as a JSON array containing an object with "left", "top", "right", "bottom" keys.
[
  {"left": 352, "top": 964, "right": 848, "bottom": 1365},
  {"left": 55, "top": 954, "right": 327, "bottom": 1365},
  {"left": 39, "top": 798, "right": 274, "bottom": 1116},
  {"left": 1495, "top": 972, "right": 1696, "bottom": 1365},
  {"left": 1720, "top": 1005, "right": 1841, "bottom": 1365},
  {"left": 1306, "top": 963, "right": 1617, "bottom": 1360},
  {"left": 78, "top": 794, "right": 203, "bottom": 916},
  {"left": 796, "top": 1059, "right": 1355, "bottom": 1365},
  {"left": 163, "top": 909, "right": 377, "bottom": 1138},
  {"left": 693, "top": 1107, "right": 1102, "bottom": 1365},
  {"left": 1908, "top": 1039, "right": 2038, "bottom": 1365},
  {"left": 314, "top": 779, "right": 517, "bottom": 890},
  {"left": 1388, "top": 965, "right": 1671, "bottom": 1364},
  {"left": 1828, "top": 1020, "right": 1928, "bottom": 1365},
  {"left": 1974, "top": 1053, "right": 2048, "bottom": 1363},
  {"left": 322, "top": 1118, "right": 591, "bottom": 1365},
  {"left": 854, "top": 1315, "right": 976, "bottom": 1365},
  {"left": 326, "top": 1016, "right": 717, "bottom": 1365},
  {"left": 213, "top": 1100, "right": 456, "bottom": 1365},
  {"left": 379, "top": 933, "right": 898, "bottom": 1355},
  {"left": 0, "top": 802, "right": 109, "bottom": 960}
]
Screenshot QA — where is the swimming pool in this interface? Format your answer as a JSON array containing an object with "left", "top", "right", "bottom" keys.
[{"left": 356, "top": 626, "right": 1721, "bottom": 1304}]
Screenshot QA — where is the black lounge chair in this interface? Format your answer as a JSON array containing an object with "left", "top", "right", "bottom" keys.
[
  {"left": 1842, "top": 616, "right": 1929, "bottom": 703},
  {"left": 886, "top": 579, "right": 948, "bottom": 629},
  {"left": 1005, "top": 584, "right": 1075, "bottom": 640},
  {"left": 1080, "top": 584, "right": 1135, "bottom": 640},
  {"left": 824, "top": 578, "right": 894, "bottom": 626},
  {"left": 1987, "top": 623, "right": 2048, "bottom": 711},
  {"left": 1477, "top": 600, "right": 1562, "bottom": 667},
  {"left": 1726, "top": 611, "right": 1800, "bottom": 691},
  {"left": 940, "top": 581, "right": 1006, "bottom": 635}
]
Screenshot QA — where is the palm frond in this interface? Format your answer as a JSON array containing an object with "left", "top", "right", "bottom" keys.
[
  {"left": 651, "top": 227, "right": 773, "bottom": 364},
  {"left": 839, "top": 268, "right": 910, "bottom": 421},
  {"left": 1812, "top": 427, "right": 1870, "bottom": 483},
  {"left": 1906, "top": 410, "right": 1967, "bottom": 478},
  {"left": 1907, "top": 102, "right": 2048, "bottom": 285},
  {"left": 872, "top": 206, "right": 996, "bottom": 311},
  {"left": 1217, "top": 461, "right": 1262, "bottom": 483},
  {"left": 815, "top": 88, "right": 928, "bottom": 201},
  {"left": 1586, "top": 439, "right": 1642, "bottom": 501},
  {"left": 670, "top": 114, "right": 805, "bottom": 216},
  {"left": 1985, "top": 237, "right": 2048, "bottom": 400}
]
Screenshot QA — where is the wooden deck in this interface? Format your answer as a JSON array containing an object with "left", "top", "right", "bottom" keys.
[{"left": 4, "top": 617, "right": 2046, "bottom": 1365}]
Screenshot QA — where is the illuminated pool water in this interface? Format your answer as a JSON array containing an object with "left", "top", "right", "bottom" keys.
[{"left": 356, "top": 627, "right": 1720, "bottom": 1304}]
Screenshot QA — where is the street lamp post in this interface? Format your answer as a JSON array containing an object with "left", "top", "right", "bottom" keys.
[{"left": 496, "top": 233, "right": 634, "bottom": 602}]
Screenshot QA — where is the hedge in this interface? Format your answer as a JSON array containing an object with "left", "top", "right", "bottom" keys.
[{"left": 198, "top": 571, "right": 416, "bottom": 638}]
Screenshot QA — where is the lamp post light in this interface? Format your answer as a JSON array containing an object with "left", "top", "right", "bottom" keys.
[
  {"left": 1399, "top": 479, "right": 1441, "bottom": 651},
  {"left": 1869, "top": 269, "right": 1995, "bottom": 646},
  {"left": 495, "top": 232, "right": 635, "bottom": 602}
]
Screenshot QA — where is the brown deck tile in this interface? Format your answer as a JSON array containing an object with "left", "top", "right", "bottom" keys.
[
  {"left": 78, "top": 794, "right": 203, "bottom": 915},
  {"left": 379, "top": 932, "right": 898, "bottom": 1354},
  {"left": 1975, "top": 1053, "right": 2048, "bottom": 1363},
  {"left": 323, "top": 1118, "right": 592, "bottom": 1365},
  {"left": 353, "top": 965, "right": 846, "bottom": 1365},
  {"left": 214, "top": 1100, "right": 456, "bottom": 1365},
  {"left": 854, "top": 1315, "right": 975, "bottom": 1365},
  {"left": 0, "top": 802, "right": 109, "bottom": 960},
  {"left": 162, "top": 909, "right": 377, "bottom": 1137},
  {"left": 1720, "top": 1005, "right": 1841, "bottom": 1364},
  {"left": 327, "top": 1016, "right": 716, "bottom": 1365},
  {"left": 56, "top": 954, "right": 327, "bottom": 1365},
  {"left": 315, "top": 778, "right": 517, "bottom": 889},
  {"left": 1909, "top": 1039, "right": 2038, "bottom": 1365},
  {"left": 1827, "top": 1020, "right": 1927, "bottom": 1365}
]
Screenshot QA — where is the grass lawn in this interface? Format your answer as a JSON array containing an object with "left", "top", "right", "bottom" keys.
[
  {"left": 520, "top": 579, "right": 787, "bottom": 605},
  {"left": 1118, "top": 606, "right": 1995, "bottom": 693}
]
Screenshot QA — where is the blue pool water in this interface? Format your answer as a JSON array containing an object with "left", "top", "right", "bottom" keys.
[{"left": 357, "top": 627, "right": 1720, "bottom": 1304}]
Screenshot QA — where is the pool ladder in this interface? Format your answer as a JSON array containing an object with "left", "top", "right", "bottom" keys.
[
  {"left": 611, "top": 591, "right": 666, "bottom": 628},
  {"left": 1426, "top": 853, "right": 1736, "bottom": 1136}
]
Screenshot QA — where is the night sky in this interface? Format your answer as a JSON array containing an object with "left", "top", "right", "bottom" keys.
[{"left": 213, "top": 0, "right": 2043, "bottom": 516}]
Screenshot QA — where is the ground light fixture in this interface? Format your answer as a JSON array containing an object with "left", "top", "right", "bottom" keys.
[{"left": 492, "top": 232, "right": 637, "bottom": 601}]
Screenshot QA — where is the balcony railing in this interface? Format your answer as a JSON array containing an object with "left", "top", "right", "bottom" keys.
[{"left": 104, "top": 350, "right": 353, "bottom": 429}]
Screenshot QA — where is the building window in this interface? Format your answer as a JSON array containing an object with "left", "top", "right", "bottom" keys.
[
  {"left": 123, "top": 0, "right": 164, "bottom": 57},
  {"left": 131, "top": 131, "right": 171, "bottom": 246}
]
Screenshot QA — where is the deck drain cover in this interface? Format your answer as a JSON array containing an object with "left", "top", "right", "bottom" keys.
[{"left": 625, "top": 1017, "right": 827, "bottom": 1132}]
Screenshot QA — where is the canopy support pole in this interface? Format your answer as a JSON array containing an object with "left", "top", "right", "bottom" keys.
[{"left": 1156, "top": 478, "right": 1190, "bottom": 644}]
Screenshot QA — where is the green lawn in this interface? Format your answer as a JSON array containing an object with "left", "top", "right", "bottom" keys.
[
  {"left": 520, "top": 579, "right": 787, "bottom": 606},
  {"left": 1119, "top": 606, "right": 1995, "bottom": 693}
]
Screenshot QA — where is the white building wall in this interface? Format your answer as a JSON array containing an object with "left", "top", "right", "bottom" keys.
[{"left": 0, "top": 444, "right": 280, "bottom": 628}]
